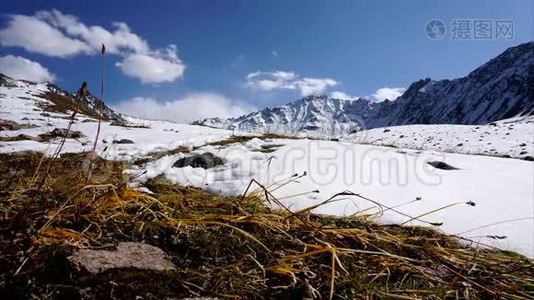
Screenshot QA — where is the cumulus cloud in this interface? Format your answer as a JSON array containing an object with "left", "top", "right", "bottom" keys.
[
  {"left": 0, "top": 55, "right": 55, "bottom": 82},
  {"left": 0, "top": 15, "right": 92, "bottom": 57},
  {"left": 0, "top": 10, "right": 185, "bottom": 83},
  {"left": 370, "top": 87, "right": 406, "bottom": 102},
  {"left": 116, "top": 45, "right": 185, "bottom": 84},
  {"left": 113, "top": 93, "right": 253, "bottom": 123},
  {"left": 35, "top": 10, "right": 149, "bottom": 54},
  {"left": 329, "top": 91, "right": 359, "bottom": 100},
  {"left": 246, "top": 70, "right": 338, "bottom": 96}
]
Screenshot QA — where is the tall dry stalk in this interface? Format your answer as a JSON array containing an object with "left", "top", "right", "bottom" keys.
[
  {"left": 35, "top": 108, "right": 78, "bottom": 190},
  {"left": 87, "top": 44, "right": 106, "bottom": 182}
]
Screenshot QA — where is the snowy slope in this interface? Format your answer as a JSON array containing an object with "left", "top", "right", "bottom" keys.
[
  {"left": 195, "top": 42, "right": 534, "bottom": 136},
  {"left": 0, "top": 75, "right": 233, "bottom": 159},
  {"left": 130, "top": 138, "right": 534, "bottom": 257},
  {"left": 348, "top": 116, "right": 534, "bottom": 159}
]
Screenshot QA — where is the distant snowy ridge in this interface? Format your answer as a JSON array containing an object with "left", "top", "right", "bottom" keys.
[
  {"left": 194, "top": 42, "right": 534, "bottom": 136},
  {"left": 348, "top": 116, "right": 534, "bottom": 159}
]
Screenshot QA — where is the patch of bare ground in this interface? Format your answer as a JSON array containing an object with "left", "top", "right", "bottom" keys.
[
  {"left": 206, "top": 133, "right": 300, "bottom": 148},
  {"left": 37, "top": 91, "right": 107, "bottom": 120},
  {"left": 133, "top": 145, "right": 191, "bottom": 165},
  {"left": 0, "top": 119, "right": 36, "bottom": 131},
  {"left": 0, "top": 128, "right": 84, "bottom": 143}
]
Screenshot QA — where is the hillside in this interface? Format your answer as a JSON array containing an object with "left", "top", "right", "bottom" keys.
[{"left": 0, "top": 73, "right": 124, "bottom": 123}]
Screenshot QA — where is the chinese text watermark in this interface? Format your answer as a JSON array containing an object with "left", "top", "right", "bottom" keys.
[{"left": 425, "top": 19, "right": 514, "bottom": 40}]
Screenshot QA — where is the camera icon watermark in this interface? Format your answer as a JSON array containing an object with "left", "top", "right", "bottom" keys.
[{"left": 425, "top": 19, "right": 446, "bottom": 40}]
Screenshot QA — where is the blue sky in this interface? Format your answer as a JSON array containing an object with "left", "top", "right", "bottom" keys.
[{"left": 0, "top": 0, "right": 532, "bottom": 122}]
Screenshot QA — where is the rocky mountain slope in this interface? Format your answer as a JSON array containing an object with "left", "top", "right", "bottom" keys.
[
  {"left": 0, "top": 74, "right": 231, "bottom": 157},
  {"left": 194, "top": 42, "right": 533, "bottom": 136},
  {"left": 0, "top": 73, "right": 124, "bottom": 123}
]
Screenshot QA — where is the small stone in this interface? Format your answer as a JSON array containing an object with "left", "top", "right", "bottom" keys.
[{"left": 427, "top": 161, "right": 459, "bottom": 170}]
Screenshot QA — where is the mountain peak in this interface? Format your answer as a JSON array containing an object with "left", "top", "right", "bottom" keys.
[{"left": 301, "top": 94, "right": 329, "bottom": 101}]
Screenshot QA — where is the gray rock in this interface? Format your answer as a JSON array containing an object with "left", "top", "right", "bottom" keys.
[
  {"left": 113, "top": 138, "right": 135, "bottom": 144},
  {"left": 427, "top": 161, "right": 459, "bottom": 170},
  {"left": 39, "top": 128, "right": 84, "bottom": 139},
  {"left": 51, "top": 128, "right": 84, "bottom": 139},
  {"left": 69, "top": 242, "right": 175, "bottom": 274},
  {"left": 173, "top": 152, "right": 224, "bottom": 169}
]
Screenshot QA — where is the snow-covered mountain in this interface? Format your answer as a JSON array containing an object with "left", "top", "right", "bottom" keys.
[{"left": 194, "top": 42, "right": 534, "bottom": 136}]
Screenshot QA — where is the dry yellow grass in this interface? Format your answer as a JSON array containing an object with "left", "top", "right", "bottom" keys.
[{"left": 0, "top": 152, "right": 532, "bottom": 299}]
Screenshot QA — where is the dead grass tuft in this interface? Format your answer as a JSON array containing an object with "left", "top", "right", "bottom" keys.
[
  {"left": 252, "top": 143, "right": 285, "bottom": 153},
  {"left": 207, "top": 133, "right": 299, "bottom": 147}
]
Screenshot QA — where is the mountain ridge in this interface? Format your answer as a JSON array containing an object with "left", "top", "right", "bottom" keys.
[{"left": 194, "top": 42, "right": 534, "bottom": 136}]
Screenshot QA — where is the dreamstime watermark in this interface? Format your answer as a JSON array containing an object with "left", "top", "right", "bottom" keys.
[
  {"left": 230, "top": 140, "right": 444, "bottom": 188},
  {"left": 106, "top": 138, "right": 446, "bottom": 192},
  {"left": 425, "top": 19, "right": 514, "bottom": 40}
]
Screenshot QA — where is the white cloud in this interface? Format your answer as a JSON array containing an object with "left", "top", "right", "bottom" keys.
[
  {"left": 35, "top": 10, "right": 149, "bottom": 54},
  {"left": 330, "top": 91, "right": 359, "bottom": 100},
  {"left": 0, "top": 55, "right": 55, "bottom": 82},
  {"left": 0, "top": 10, "right": 185, "bottom": 83},
  {"left": 330, "top": 88, "right": 406, "bottom": 102},
  {"left": 371, "top": 87, "right": 406, "bottom": 102},
  {"left": 0, "top": 15, "right": 92, "bottom": 57},
  {"left": 116, "top": 45, "right": 185, "bottom": 83},
  {"left": 246, "top": 70, "right": 337, "bottom": 96},
  {"left": 271, "top": 50, "right": 278, "bottom": 58},
  {"left": 113, "top": 93, "right": 253, "bottom": 123},
  {"left": 298, "top": 77, "right": 338, "bottom": 96}
]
